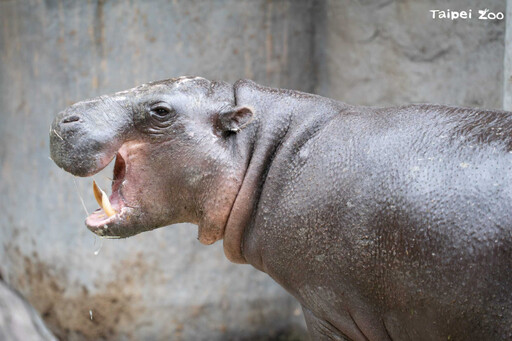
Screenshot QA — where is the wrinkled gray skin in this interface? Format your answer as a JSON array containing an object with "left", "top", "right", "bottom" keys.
[{"left": 50, "top": 77, "right": 512, "bottom": 340}]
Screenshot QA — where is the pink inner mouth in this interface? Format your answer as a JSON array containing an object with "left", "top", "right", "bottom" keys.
[{"left": 86, "top": 152, "right": 128, "bottom": 227}]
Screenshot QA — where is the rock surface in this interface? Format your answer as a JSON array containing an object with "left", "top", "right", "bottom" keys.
[{"left": 0, "top": 280, "right": 56, "bottom": 341}]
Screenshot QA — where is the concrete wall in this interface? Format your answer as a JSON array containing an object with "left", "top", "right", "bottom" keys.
[
  {"left": 504, "top": 0, "right": 512, "bottom": 110},
  {"left": 0, "top": 0, "right": 508, "bottom": 340},
  {"left": 316, "top": 0, "right": 506, "bottom": 109}
]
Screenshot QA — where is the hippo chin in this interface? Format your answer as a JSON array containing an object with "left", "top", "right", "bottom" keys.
[{"left": 50, "top": 76, "right": 512, "bottom": 340}]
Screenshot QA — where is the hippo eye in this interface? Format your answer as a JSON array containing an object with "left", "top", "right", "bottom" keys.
[
  {"left": 151, "top": 107, "right": 171, "bottom": 117},
  {"left": 149, "top": 104, "right": 175, "bottom": 122}
]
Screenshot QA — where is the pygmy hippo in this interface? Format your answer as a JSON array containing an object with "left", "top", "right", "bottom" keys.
[{"left": 50, "top": 77, "right": 512, "bottom": 340}]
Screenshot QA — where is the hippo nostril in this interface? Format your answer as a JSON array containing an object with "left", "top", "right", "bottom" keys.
[{"left": 62, "top": 115, "right": 80, "bottom": 124}]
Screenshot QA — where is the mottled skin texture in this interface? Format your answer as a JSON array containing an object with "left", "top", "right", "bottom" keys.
[{"left": 50, "top": 77, "right": 512, "bottom": 340}]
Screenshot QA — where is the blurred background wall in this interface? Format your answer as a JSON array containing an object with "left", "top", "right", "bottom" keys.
[
  {"left": 0, "top": 0, "right": 508, "bottom": 340},
  {"left": 317, "top": 0, "right": 506, "bottom": 109},
  {"left": 505, "top": 0, "right": 512, "bottom": 110}
]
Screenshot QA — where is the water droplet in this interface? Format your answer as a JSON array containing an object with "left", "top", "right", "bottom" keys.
[
  {"left": 89, "top": 310, "right": 93, "bottom": 320},
  {"left": 93, "top": 236, "right": 103, "bottom": 256}
]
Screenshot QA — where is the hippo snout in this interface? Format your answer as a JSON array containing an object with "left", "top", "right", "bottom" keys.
[
  {"left": 50, "top": 119, "right": 104, "bottom": 177},
  {"left": 52, "top": 111, "right": 83, "bottom": 139},
  {"left": 50, "top": 96, "right": 131, "bottom": 177}
]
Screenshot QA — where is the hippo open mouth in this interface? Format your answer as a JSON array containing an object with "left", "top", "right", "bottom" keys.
[{"left": 85, "top": 151, "right": 134, "bottom": 238}]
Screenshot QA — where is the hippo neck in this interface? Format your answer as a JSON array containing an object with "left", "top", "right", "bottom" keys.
[{"left": 222, "top": 80, "right": 344, "bottom": 264}]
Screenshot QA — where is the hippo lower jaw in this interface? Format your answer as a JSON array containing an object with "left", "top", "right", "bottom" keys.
[{"left": 86, "top": 206, "right": 136, "bottom": 238}]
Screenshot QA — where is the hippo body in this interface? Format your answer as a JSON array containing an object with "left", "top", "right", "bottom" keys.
[{"left": 50, "top": 77, "right": 512, "bottom": 340}]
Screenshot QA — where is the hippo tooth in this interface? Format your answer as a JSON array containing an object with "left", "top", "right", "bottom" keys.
[
  {"left": 92, "top": 180, "right": 116, "bottom": 217},
  {"left": 92, "top": 180, "right": 102, "bottom": 206}
]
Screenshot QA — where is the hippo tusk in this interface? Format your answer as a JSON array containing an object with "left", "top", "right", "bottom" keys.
[{"left": 92, "top": 180, "right": 116, "bottom": 217}]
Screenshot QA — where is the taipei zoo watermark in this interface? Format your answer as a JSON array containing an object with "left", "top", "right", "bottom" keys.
[{"left": 430, "top": 9, "right": 504, "bottom": 21}]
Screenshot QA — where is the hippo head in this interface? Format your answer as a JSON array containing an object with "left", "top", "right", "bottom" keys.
[{"left": 50, "top": 76, "right": 254, "bottom": 245}]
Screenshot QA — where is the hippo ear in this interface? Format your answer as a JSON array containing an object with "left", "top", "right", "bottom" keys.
[{"left": 217, "top": 106, "right": 254, "bottom": 134}]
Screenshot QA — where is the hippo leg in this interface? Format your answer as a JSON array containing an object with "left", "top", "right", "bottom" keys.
[{"left": 302, "top": 307, "right": 351, "bottom": 341}]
